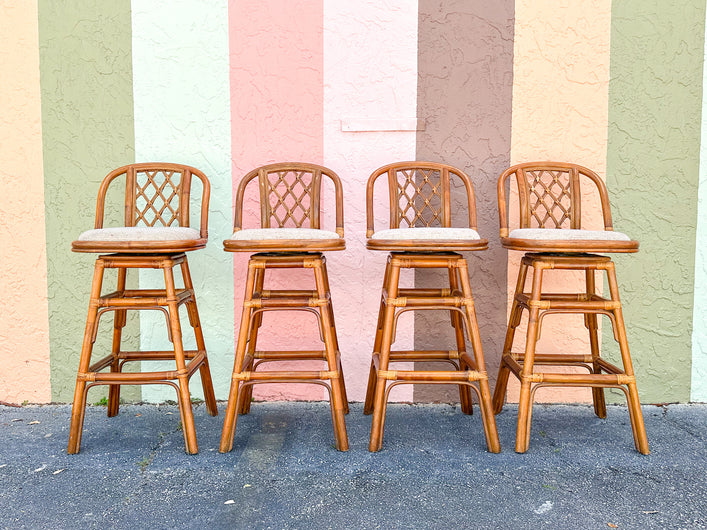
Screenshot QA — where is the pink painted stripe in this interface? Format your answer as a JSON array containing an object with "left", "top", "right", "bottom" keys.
[
  {"left": 229, "top": 0, "right": 325, "bottom": 400},
  {"left": 0, "top": 3, "right": 51, "bottom": 403}
]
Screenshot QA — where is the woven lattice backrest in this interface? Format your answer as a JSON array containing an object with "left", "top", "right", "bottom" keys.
[
  {"left": 523, "top": 167, "right": 575, "bottom": 229},
  {"left": 93, "top": 163, "right": 210, "bottom": 237},
  {"left": 132, "top": 168, "right": 184, "bottom": 227},
  {"left": 497, "top": 162, "right": 613, "bottom": 237},
  {"left": 393, "top": 166, "right": 445, "bottom": 228},
  {"left": 234, "top": 162, "right": 344, "bottom": 236},
  {"left": 262, "top": 167, "right": 317, "bottom": 228},
  {"left": 366, "top": 162, "right": 478, "bottom": 236}
]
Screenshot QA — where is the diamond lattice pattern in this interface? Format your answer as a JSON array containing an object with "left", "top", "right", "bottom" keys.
[
  {"left": 134, "top": 170, "right": 182, "bottom": 227},
  {"left": 396, "top": 168, "right": 443, "bottom": 228},
  {"left": 267, "top": 170, "right": 313, "bottom": 228},
  {"left": 526, "top": 169, "right": 572, "bottom": 228}
]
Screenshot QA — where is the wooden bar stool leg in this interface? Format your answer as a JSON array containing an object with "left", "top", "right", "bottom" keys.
[
  {"left": 457, "top": 260, "right": 500, "bottom": 453},
  {"left": 364, "top": 258, "right": 391, "bottom": 415},
  {"left": 180, "top": 259, "right": 218, "bottom": 417},
  {"left": 449, "top": 266, "right": 473, "bottom": 415},
  {"left": 68, "top": 259, "right": 106, "bottom": 454},
  {"left": 493, "top": 260, "right": 529, "bottom": 414},
  {"left": 164, "top": 263, "right": 198, "bottom": 454},
  {"left": 314, "top": 259, "right": 348, "bottom": 451},
  {"left": 107, "top": 267, "right": 127, "bottom": 418},
  {"left": 606, "top": 263, "right": 649, "bottom": 455},
  {"left": 585, "top": 269, "right": 607, "bottom": 419},
  {"left": 239, "top": 266, "right": 264, "bottom": 415},
  {"left": 515, "top": 263, "right": 544, "bottom": 453},
  {"left": 369, "top": 260, "right": 400, "bottom": 452},
  {"left": 220, "top": 260, "right": 259, "bottom": 453},
  {"left": 320, "top": 262, "right": 349, "bottom": 414}
]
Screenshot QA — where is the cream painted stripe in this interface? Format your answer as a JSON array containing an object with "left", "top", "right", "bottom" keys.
[
  {"left": 508, "top": 0, "right": 612, "bottom": 403},
  {"left": 691, "top": 6, "right": 707, "bottom": 402},
  {"left": 323, "top": 0, "right": 418, "bottom": 402},
  {"left": 0, "top": 1, "right": 51, "bottom": 403},
  {"left": 131, "top": 0, "right": 234, "bottom": 401}
]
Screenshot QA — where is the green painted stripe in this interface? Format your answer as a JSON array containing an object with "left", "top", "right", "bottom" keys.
[
  {"left": 39, "top": 0, "right": 138, "bottom": 402},
  {"left": 692, "top": 6, "right": 707, "bottom": 403},
  {"left": 605, "top": 0, "right": 705, "bottom": 403}
]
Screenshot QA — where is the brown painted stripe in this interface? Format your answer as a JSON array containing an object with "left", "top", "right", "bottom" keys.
[{"left": 414, "top": 1, "right": 515, "bottom": 403}]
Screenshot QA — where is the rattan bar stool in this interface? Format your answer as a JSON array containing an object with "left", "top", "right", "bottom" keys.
[
  {"left": 219, "top": 162, "right": 349, "bottom": 452},
  {"left": 364, "top": 161, "right": 500, "bottom": 453},
  {"left": 492, "top": 161, "right": 649, "bottom": 454},
  {"left": 68, "top": 163, "right": 218, "bottom": 454}
]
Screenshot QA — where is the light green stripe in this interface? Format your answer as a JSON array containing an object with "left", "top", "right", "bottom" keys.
[
  {"left": 692, "top": 5, "right": 707, "bottom": 403},
  {"left": 605, "top": 0, "right": 705, "bottom": 403},
  {"left": 39, "top": 1, "right": 138, "bottom": 402},
  {"left": 131, "top": 0, "right": 234, "bottom": 402}
]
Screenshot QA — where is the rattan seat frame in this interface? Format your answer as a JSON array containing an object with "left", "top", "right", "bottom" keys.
[
  {"left": 220, "top": 162, "right": 349, "bottom": 452},
  {"left": 364, "top": 161, "right": 500, "bottom": 453},
  {"left": 68, "top": 163, "right": 218, "bottom": 455},
  {"left": 492, "top": 161, "right": 649, "bottom": 454}
]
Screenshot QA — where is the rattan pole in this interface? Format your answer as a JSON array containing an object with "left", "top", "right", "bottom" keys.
[
  {"left": 163, "top": 263, "right": 198, "bottom": 454},
  {"left": 181, "top": 259, "right": 218, "bottom": 417},
  {"left": 515, "top": 263, "right": 544, "bottom": 453},
  {"left": 239, "top": 266, "right": 265, "bottom": 415},
  {"left": 220, "top": 260, "right": 258, "bottom": 453},
  {"left": 314, "top": 260, "right": 348, "bottom": 451},
  {"left": 369, "top": 260, "right": 401, "bottom": 452},
  {"left": 364, "top": 257, "right": 392, "bottom": 415},
  {"left": 68, "top": 259, "right": 106, "bottom": 454},
  {"left": 449, "top": 266, "right": 473, "bottom": 415},
  {"left": 492, "top": 260, "right": 529, "bottom": 414},
  {"left": 606, "top": 263, "right": 649, "bottom": 455},
  {"left": 107, "top": 266, "right": 128, "bottom": 417},
  {"left": 457, "top": 259, "right": 501, "bottom": 453},
  {"left": 320, "top": 261, "right": 349, "bottom": 413},
  {"left": 585, "top": 269, "right": 607, "bottom": 419}
]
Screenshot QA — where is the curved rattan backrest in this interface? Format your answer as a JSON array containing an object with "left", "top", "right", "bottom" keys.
[
  {"left": 497, "top": 161, "right": 614, "bottom": 237},
  {"left": 233, "top": 162, "right": 344, "bottom": 237},
  {"left": 93, "top": 162, "right": 210, "bottom": 238},
  {"left": 365, "top": 161, "right": 478, "bottom": 237}
]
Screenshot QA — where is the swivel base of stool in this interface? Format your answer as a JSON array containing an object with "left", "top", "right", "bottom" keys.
[
  {"left": 492, "top": 253, "right": 649, "bottom": 454},
  {"left": 68, "top": 253, "right": 218, "bottom": 455},
  {"left": 220, "top": 252, "right": 349, "bottom": 452},
  {"left": 365, "top": 252, "right": 500, "bottom": 453}
]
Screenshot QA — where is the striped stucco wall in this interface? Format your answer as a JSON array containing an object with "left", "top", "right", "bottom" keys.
[
  {"left": 606, "top": 0, "right": 705, "bottom": 403},
  {"left": 507, "top": 0, "right": 613, "bottom": 403},
  {"left": 38, "top": 0, "right": 138, "bottom": 403},
  {"left": 131, "top": 0, "right": 234, "bottom": 403},
  {"left": 694, "top": 4, "right": 707, "bottom": 403},
  {"left": 0, "top": 1, "right": 50, "bottom": 403},
  {"left": 1, "top": 1, "right": 706, "bottom": 405}
]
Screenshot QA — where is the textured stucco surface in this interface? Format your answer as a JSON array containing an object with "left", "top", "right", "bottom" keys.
[
  {"left": 607, "top": 0, "right": 704, "bottom": 403},
  {"left": 324, "top": 0, "right": 418, "bottom": 402},
  {"left": 0, "top": 2, "right": 51, "bottom": 403},
  {"left": 694, "top": 5, "right": 707, "bottom": 403},
  {"left": 508, "top": 0, "right": 612, "bottom": 403},
  {"left": 230, "top": 0, "right": 327, "bottom": 401},
  {"left": 132, "top": 0, "right": 234, "bottom": 402},
  {"left": 414, "top": 0, "right": 514, "bottom": 403},
  {"left": 38, "top": 0, "right": 139, "bottom": 403}
]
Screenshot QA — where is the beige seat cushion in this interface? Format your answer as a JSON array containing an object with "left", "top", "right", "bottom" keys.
[
  {"left": 371, "top": 227, "right": 481, "bottom": 240},
  {"left": 508, "top": 228, "right": 631, "bottom": 241},
  {"left": 228, "top": 228, "right": 341, "bottom": 241},
  {"left": 78, "top": 226, "right": 201, "bottom": 242}
]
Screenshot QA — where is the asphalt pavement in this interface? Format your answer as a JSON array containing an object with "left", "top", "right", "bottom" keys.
[{"left": 0, "top": 401, "right": 705, "bottom": 529}]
